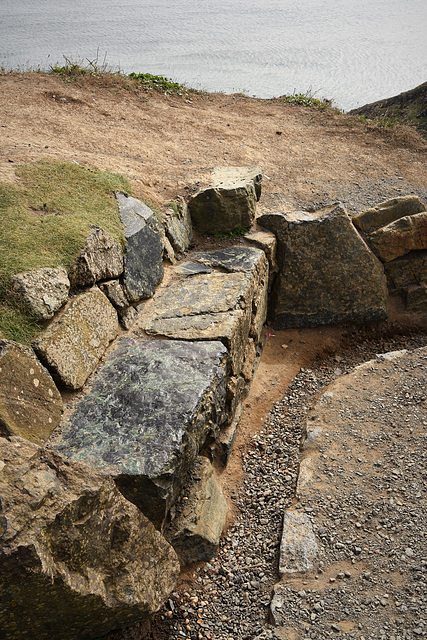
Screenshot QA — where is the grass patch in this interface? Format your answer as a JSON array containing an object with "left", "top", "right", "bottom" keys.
[
  {"left": 274, "top": 91, "right": 341, "bottom": 112},
  {"left": 214, "top": 226, "right": 249, "bottom": 239},
  {"left": 0, "top": 159, "right": 130, "bottom": 342}
]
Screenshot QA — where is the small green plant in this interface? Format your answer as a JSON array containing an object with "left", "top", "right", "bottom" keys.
[
  {"left": 274, "top": 90, "right": 341, "bottom": 112},
  {"left": 128, "top": 72, "right": 190, "bottom": 96},
  {"left": 214, "top": 226, "right": 249, "bottom": 239}
]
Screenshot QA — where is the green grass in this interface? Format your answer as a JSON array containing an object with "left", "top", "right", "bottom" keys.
[
  {"left": 213, "top": 226, "right": 249, "bottom": 239},
  {"left": 0, "top": 159, "right": 130, "bottom": 343},
  {"left": 274, "top": 91, "right": 341, "bottom": 113}
]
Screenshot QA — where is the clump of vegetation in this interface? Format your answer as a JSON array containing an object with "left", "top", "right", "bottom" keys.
[
  {"left": 128, "top": 72, "right": 191, "bottom": 96},
  {"left": 274, "top": 91, "right": 340, "bottom": 112},
  {"left": 214, "top": 226, "right": 249, "bottom": 239},
  {"left": 0, "top": 159, "right": 130, "bottom": 342}
]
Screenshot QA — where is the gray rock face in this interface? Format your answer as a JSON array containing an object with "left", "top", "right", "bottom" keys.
[
  {"left": 168, "top": 457, "right": 228, "bottom": 564},
  {"left": 352, "top": 195, "right": 426, "bottom": 233},
  {"left": 385, "top": 250, "right": 427, "bottom": 316},
  {"left": 52, "top": 339, "right": 229, "bottom": 529},
  {"left": 68, "top": 226, "right": 124, "bottom": 288},
  {"left": 279, "top": 511, "right": 318, "bottom": 575},
  {"left": 367, "top": 211, "right": 427, "bottom": 262},
  {"left": 99, "top": 279, "right": 129, "bottom": 310},
  {"left": 165, "top": 197, "right": 193, "bottom": 254},
  {"left": 33, "top": 287, "right": 118, "bottom": 390},
  {"left": 189, "top": 167, "right": 261, "bottom": 235},
  {"left": 259, "top": 204, "right": 388, "bottom": 329},
  {"left": 0, "top": 437, "right": 179, "bottom": 640},
  {"left": 116, "top": 192, "right": 164, "bottom": 302},
  {"left": 11, "top": 267, "right": 70, "bottom": 320},
  {"left": 0, "top": 340, "right": 63, "bottom": 445}
]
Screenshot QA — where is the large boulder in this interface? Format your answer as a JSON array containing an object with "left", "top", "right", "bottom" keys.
[
  {"left": 33, "top": 287, "right": 118, "bottom": 390},
  {"left": 367, "top": 212, "right": 427, "bottom": 262},
  {"left": 352, "top": 195, "right": 426, "bottom": 234},
  {"left": 68, "top": 226, "right": 124, "bottom": 288},
  {"left": 52, "top": 339, "right": 229, "bottom": 530},
  {"left": 168, "top": 456, "right": 228, "bottom": 564},
  {"left": 0, "top": 437, "right": 179, "bottom": 640},
  {"left": 0, "top": 340, "right": 63, "bottom": 445},
  {"left": 259, "top": 204, "right": 388, "bottom": 329},
  {"left": 11, "top": 267, "right": 70, "bottom": 320},
  {"left": 116, "top": 192, "right": 164, "bottom": 302},
  {"left": 188, "top": 166, "right": 261, "bottom": 235}
]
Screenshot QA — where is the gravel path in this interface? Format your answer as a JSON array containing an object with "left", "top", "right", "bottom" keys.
[{"left": 110, "top": 327, "right": 426, "bottom": 640}]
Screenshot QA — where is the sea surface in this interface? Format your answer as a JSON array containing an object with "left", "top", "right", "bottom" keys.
[{"left": 1, "top": 0, "right": 426, "bottom": 111}]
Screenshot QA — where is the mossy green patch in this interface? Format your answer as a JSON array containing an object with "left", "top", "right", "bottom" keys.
[{"left": 0, "top": 159, "right": 130, "bottom": 343}]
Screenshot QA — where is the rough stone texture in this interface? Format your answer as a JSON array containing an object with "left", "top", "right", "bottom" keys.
[
  {"left": 352, "top": 195, "right": 426, "bottom": 233},
  {"left": 168, "top": 457, "right": 228, "bottom": 564},
  {"left": 11, "top": 267, "right": 70, "bottom": 320},
  {"left": 189, "top": 173, "right": 257, "bottom": 234},
  {"left": 245, "top": 229, "right": 278, "bottom": 282},
  {"left": 68, "top": 227, "right": 123, "bottom": 288},
  {"left": 119, "top": 305, "right": 139, "bottom": 330},
  {"left": 33, "top": 287, "right": 118, "bottom": 390},
  {"left": 367, "top": 211, "right": 427, "bottom": 262},
  {"left": 216, "top": 402, "right": 242, "bottom": 466},
  {"left": 165, "top": 197, "right": 193, "bottom": 254},
  {"left": 259, "top": 204, "right": 388, "bottom": 329},
  {"left": 278, "top": 511, "right": 318, "bottom": 575},
  {"left": 211, "top": 165, "right": 262, "bottom": 201},
  {"left": 116, "top": 192, "right": 164, "bottom": 302},
  {"left": 384, "top": 249, "right": 427, "bottom": 316},
  {"left": 100, "top": 279, "right": 129, "bottom": 310},
  {"left": 0, "top": 340, "right": 63, "bottom": 445},
  {"left": 175, "top": 261, "right": 212, "bottom": 277},
  {"left": 0, "top": 437, "right": 179, "bottom": 640},
  {"left": 52, "top": 339, "right": 228, "bottom": 530}
]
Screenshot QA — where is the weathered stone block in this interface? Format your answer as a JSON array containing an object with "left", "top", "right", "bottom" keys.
[
  {"left": 368, "top": 212, "right": 427, "bottom": 262},
  {"left": 259, "top": 204, "right": 388, "bottom": 329},
  {"left": 189, "top": 167, "right": 259, "bottom": 235},
  {"left": 168, "top": 457, "right": 228, "bottom": 564},
  {"left": 11, "top": 267, "right": 70, "bottom": 320},
  {"left": 216, "top": 402, "right": 242, "bottom": 466},
  {"left": 165, "top": 197, "right": 193, "bottom": 253},
  {"left": 68, "top": 226, "right": 123, "bottom": 288},
  {"left": 116, "top": 192, "right": 164, "bottom": 302},
  {"left": 352, "top": 195, "right": 426, "bottom": 233},
  {"left": 279, "top": 511, "right": 318, "bottom": 575},
  {"left": 0, "top": 437, "right": 179, "bottom": 640},
  {"left": 0, "top": 340, "right": 63, "bottom": 445},
  {"left": 245, "top": 229, "right": 278, "bottom": 275},
  {"left": 52, "top": 339, "right": 228, "bottom": 529},
  {"left": 33, "top": 287, "right": 118, "bottom": 390},
  {"left": 99, "top": 279, "right": 129, "bottom": 310}
]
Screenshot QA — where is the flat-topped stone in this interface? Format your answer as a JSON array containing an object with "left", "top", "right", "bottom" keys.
[
  {"left": 52, "top": 338, "right": 228, "bottom": 529},
  {"left": 211, "top": 166, "right": 262, "bottom": 200},
  {"left": 0, "top": 340, "right": 63, "bottom": 444},
  {"left": 33, "top": 287, "right": 118, "bottom": 390},
  {"left": 368, "top": 211, "right": 427, "bottom": 262},
  {"left": 191, "top": 245, "right": 265, "bottom": 272},
  {"left": 116, "top": 192, "right": 164, "bottom": 301},
  {"left": 352, "top": 195, "right": 426, "bottom": 234}
]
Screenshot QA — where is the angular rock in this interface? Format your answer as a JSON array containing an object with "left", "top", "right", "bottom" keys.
[
  {"left": 33, "top": 287, "right": 118, "bottom": 390},
  {"left": 368, "top": 211, "right": 427, "bottom": 262},
  {"left": 405, "top": 282, "right": 427, "bottom": 315},
  {"left": 168, "top": 457, "right": 228, "bottom": 564},
  {"left": 279, "top": 511, "right": 318, "bottom": 575},
  {"left": 259, "top": 204, "right": 388, "bottom": 329},
  {"left": 384, "top": 249, "right": 427, "bottom": 292},
  {"left": 245, "top": 229, "right": 278, "bottom": 276},
  {"left": 189, "top": 166, "right": 260, "bottom": 235},
  {"left": 175, "top": 261, "right": 213, "bottom": 277},
  {"left": 116, "top": 192, "right": 164, "bottom": 302},
  {"left": 68, "top": 226, "right": 123, "bottom": 288},
  {"left": 211, "top": 165, "right": 262, "bottom": 201},
  {"left": 52, "top": 339, "right": 228, "bottom": 529},
  {"left": 165, "top": 197, "right": 193, "bottom": 253},
  {"left": 0, "top": 340, "right": 63, "bottom": 445},
  {"left": 352, "top": 195, "right": 426, "bottom": 233},
  {"left": 0, "top": 437, "right": 179, "bottom": 640},
  {"left": 119, "top": 305, "right": 139, "bottom": 330},
  {"left": 11, "top": 266, "right": 70, "bottom": 320},
  {"left": 99, "top": 279, "right": 129, "bottom": 310},
  {"left": 216, "top": 402, "right": 242, "bottom": 466}
]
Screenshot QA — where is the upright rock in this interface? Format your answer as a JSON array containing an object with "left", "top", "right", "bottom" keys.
[
  {"left": 116, "top": 192, "right": 164, "bottom": 301},
  {"left": 164, "top": 197, "right": 193, "bottom": 254},
  {"left": 68, "top": 226, "right": 123, "bottom": 288},
  {"left": 52, "top": 339, "right": 229, "bottom": 529},
  {"left": 259, "top": 204, "right": 388, "bottom": 329},
  {"left": 0, "top": 437, "right": 179, "bottom": 640},
  {"left": 33, "top": 287, "right": 118, "bottom": 390},
  {"left": 189, "top": 166, "right": 261, "bottom": 235},
  {"left": 11, "top": 267, "right": 70, "bottom": 320},
  {"left": 0, "top": 340, "right": 63, "bottom": 445}
]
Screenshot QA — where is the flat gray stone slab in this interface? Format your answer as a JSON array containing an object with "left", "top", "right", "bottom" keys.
[
  {"left": 175, "top": 261, "right": 213, "bottom": 277},
  {"left": 191, "top": 246, "right": 265, "bottom": 272},
  {"left": 116, "top": 192, "right": 164, "bottom": 301},
  {"left": 211, "top": 165, "right": 262, "bottom": 200},
  {"left": 52, "top": 338, "right": 228, "bottom": 529},
  {"left": 279, "top": 511, "right": 318, "bottom": 575}
]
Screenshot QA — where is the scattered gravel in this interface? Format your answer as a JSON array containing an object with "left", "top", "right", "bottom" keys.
[{"left": 109, "top": 326, "right": 426, "bottom": 640}]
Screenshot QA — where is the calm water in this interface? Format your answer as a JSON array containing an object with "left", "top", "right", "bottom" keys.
[{"left": 1, "top": 0, "right": 426, "bottom": 111}]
